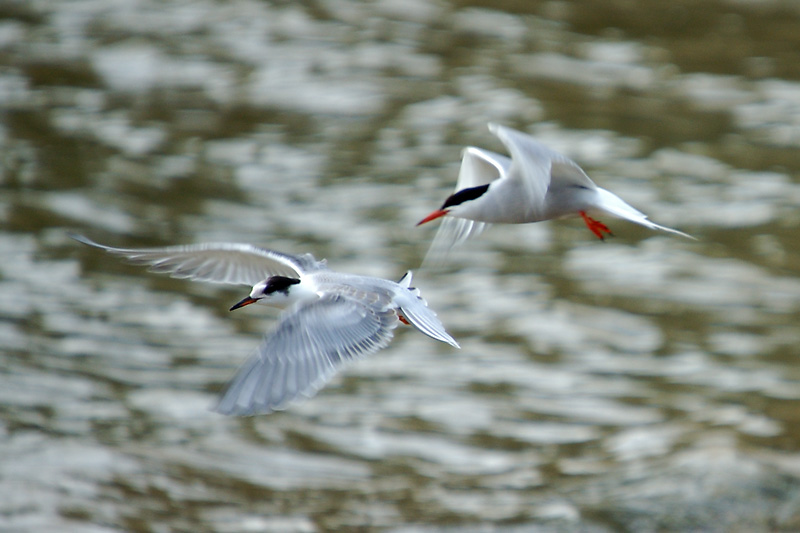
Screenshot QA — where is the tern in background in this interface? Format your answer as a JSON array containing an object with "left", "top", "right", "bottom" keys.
[
  {"left": 418, "top": 123, "right": 693, "bottom": 263},
  {"left": 71, "top": 234, "right": 459, "bottom": 416}
]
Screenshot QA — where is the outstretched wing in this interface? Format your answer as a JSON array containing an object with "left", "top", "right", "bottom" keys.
[
  {"left": 70, "top": 233, "right": 324, "bottom": 286},
  {"left": 215, "top": 294, "right": 400, "bottom": 416}
]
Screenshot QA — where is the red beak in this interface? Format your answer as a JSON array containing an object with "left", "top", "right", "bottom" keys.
[
  {"left": 416, "top": 209, "right": 449, "bottom": 226},
  {"left": 230, "top": 296, "right": 258, "bottom": 311}
]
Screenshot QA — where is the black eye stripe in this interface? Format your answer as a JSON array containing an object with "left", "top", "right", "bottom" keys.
[
  {"left": 442, "top": 184, "right": 489, "bottom": 209},
  {"left": 262, "top": 276, "right": 301, "bottom": 295}
]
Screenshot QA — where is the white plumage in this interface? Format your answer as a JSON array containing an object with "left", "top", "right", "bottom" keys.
[
  {"left": 71, "top": 234, "right": 459, "bottom": 416},
  {"left": 419, "top": 123, "right": 694, "bottom": 263}
]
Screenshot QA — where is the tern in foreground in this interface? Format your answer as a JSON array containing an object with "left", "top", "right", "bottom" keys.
[
  {"left": 71, "top": 234, "right": 459, "bottom": 416},
  {"left": 418, "top": 123, "right": 694, "bottom": 263}
]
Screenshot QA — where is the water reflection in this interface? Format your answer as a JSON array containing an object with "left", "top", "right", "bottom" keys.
[{"left": 2, "top": 0, "right": 800, "bottom": 531}]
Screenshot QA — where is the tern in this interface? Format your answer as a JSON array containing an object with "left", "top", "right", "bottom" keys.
[
  {"left": 418, "top": 123, "right": 693, "bottom": 262},
  {"left": 70, "top": 234, "right": 459, "bottom": 416}
]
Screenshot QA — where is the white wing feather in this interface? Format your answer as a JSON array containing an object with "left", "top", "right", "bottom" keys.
[
  {"left": 422, "top": 147, "right": 509, "bottom": 266},
  {"left": 70, "top": 233, "right": 324, "bottom": 286},
  {"left": 215, "top": 294, "right": 399, "bottom": 415}
]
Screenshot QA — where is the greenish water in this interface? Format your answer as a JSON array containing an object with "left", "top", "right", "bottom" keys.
[{"left": 2, "top": 1, "right": 799, "bottom": 531}]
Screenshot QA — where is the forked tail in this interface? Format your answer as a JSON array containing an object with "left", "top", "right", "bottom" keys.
[
  {"left": 595, "top": 188, "right": 696, "bottom": 239},
  {"left": 394, "top": 280, "right": 460, "bottom": 348}
]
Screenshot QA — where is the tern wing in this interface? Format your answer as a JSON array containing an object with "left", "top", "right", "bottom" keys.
[
  {"left": 422, "top": 147, "right": 509, "bottom": 266},
  {"left": 70, "top": 233, "right": 324, "bottom": 286},
  {"left": 489, "top": 123, "right": 597, "bottom": 209},
  {"left": 457, "top": 146, "right": 510, "bottom": 189},
  {"left": 215, "top": 293, "right": 399, "bottom": 416}
]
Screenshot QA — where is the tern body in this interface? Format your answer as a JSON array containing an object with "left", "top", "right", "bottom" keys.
[
  {"left": 71, "top": 234, "right": 458, "bottom": 416},
  {"left": 418, "top": 123, "right": 693, "bottom": 262}
]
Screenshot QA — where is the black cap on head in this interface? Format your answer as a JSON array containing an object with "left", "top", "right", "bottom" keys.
[
  {"left": 442, "top": 183, "right": 490, "bottom": 209},
  {"left": 263, "top": 276, "right": 301, "bottom": 295}
]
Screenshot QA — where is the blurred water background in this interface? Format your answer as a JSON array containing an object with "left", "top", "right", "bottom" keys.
[{"left": 2, "top": 0, "right": 800, "bottom": 531}]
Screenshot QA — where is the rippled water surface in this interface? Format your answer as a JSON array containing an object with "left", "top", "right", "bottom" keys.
[{"left": 3, "top": 0, "right": 800, "bottom": 531}]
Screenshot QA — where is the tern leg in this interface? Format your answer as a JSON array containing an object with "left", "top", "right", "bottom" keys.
[{"left": 580, "top": 211, "right": 613, "bottom": 240}]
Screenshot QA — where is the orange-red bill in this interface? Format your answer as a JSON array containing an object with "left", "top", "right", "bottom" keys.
[
  {"left": 416, "top": 209, "right": 449, "bottom": 226},
  {"left": 230, "top": 295, "right": 258, "bottom": 311}
]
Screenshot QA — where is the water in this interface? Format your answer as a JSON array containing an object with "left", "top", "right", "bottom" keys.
[{"left": 2, "top": 0, "right": 800, "bottom": 531}]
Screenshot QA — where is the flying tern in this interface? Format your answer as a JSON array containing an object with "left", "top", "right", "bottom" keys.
[
  {"left": 71, "top": 234, "right": 459, "bottom": 416},
  {"left": 418, "top": 123, "right": 693, "bottom": 262}
]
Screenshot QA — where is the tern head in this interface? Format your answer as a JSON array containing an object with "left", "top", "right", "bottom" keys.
[
  {"left": 230, "top": 275, "right": 302, "bottom": 310},
  {"left": 417, "top": 183, "right": 490, "bottom": 225}
]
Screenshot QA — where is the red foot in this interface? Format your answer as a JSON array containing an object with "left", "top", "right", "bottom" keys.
[
  {"left": 580, "top": 211, "right": 613, "bottom": 240},
  {"left": 398, "top": 315, "right": 410, "bottom": 325}
]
